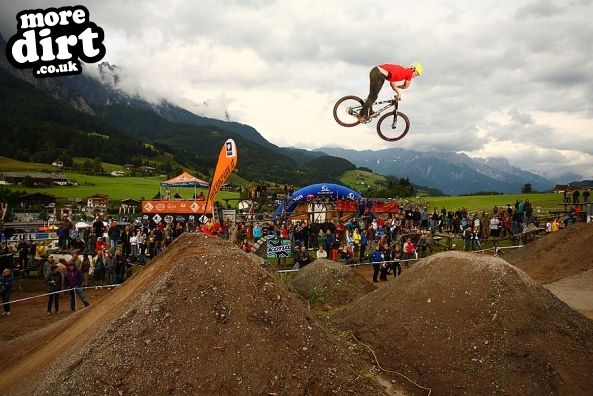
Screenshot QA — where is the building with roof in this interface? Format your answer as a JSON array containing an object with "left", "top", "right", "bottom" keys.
[{"left": 0, "top": 172, "right": 68, "bottom": 186}]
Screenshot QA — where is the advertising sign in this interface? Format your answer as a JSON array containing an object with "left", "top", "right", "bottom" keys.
[{"left": 266, "top": 238, "right": 292, "bottom": 259}]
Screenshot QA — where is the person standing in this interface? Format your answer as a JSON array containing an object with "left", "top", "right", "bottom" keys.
[
  {"left": 46, "top": 264, "right": 62, "bottom": 314},
  {"left": 403, "top": 237, "right": 416, "bottom": 262},
  {"left": 359, "top": 229, "right": 369, "bottom": 262},
  {"left": 107, "top": 220, "right": 121, "bottom": 253},
  {"left": 489, "top": 216, "right": 501, "bottom": 238},
  {"left": 371, "top": 245, "right": 384, "bottom": 283},
  {"left": 42, "top": 255, "right": 56, "bottom": 280},
  {"left": 80, "top": 254, "right": 91, "bottom": 286},
  {"left": 114, "top": 250, "right": 126, "bottom": 283},
  {"left": 391, "top": 243, "right": 402, "bottom": 278},
  {"left": 93, "top": 250, "right": 106, "bottom": 287},
  {"left": 130, "top": 230, "right": 139, "bottom": 260},
  {"left": 64, "top": 262, "right": 90, "bottom": 311},
  {"left": 1, "top": 268, "right": 14, "bottom": 316},
  {"left": 136, "top": 228, "right": 147, "bottom": 265}
]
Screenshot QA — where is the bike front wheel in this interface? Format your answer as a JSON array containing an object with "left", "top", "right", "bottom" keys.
[
  {"left": 333, "top": 95, "right": 364, "bottom": 127},
  {"left": 376, "top": 111, "right": 410, "bottom": 142}
]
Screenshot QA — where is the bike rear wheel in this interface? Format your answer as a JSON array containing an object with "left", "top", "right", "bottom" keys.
[
  {"left": 333, "top": 95, "right": 364, "bottom": 127},
  {"left": 376, "top": 111, "right": 410, "bottom": 141}
]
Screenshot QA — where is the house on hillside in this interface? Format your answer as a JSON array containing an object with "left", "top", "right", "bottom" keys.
[
  {"left": 0, "top": 172, "right": 68, "bottom": 186},
  {"left": 86, "top": 194, "right": 109, "bottom": 211},
  {"left": 138, "top": 166, "right": 158, "bottom": 175},
  {"left": 554, "top": 185, "right": 569, "bottom": 193}
]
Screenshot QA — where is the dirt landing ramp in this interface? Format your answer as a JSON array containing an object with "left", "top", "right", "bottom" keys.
[{"left": 333, "top": 251, "right": 593, "bottom": 395}]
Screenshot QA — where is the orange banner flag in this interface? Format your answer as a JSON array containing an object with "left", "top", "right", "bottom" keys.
[{"left": 205, "top": 138, "right": 238, "bottom": 214}]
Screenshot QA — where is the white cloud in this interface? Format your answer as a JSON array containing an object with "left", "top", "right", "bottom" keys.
[{"left": 1, "top": 0, "right": 592, "bottom": 179}]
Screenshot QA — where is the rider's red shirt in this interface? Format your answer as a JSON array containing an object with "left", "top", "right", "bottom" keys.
[{"left": 379, "top": 64, "right": 414, "bottom": 82}]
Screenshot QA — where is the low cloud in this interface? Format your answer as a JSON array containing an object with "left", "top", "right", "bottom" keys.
[{"left": 1, "top": 0, "right": 592, "bottom": 179}]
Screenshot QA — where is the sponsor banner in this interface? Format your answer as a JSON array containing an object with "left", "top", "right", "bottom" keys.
[
  {"left": 148, "top": 213, "right": 199, "bottom": 227},
  {"left": 371, "top": 202, "right": 400, "bottom": 213},
  {"left": 205, "top": 139, "right": 237, "bottom": 214},
  {"left": 335, "top": 200, "right": 357, "bottom": 212},
  {"left": 266, "top": 238, "right": 292, "bottom": 259},
  {"left": 7, "top": 232, "right": 58, "bottom": 242},
  {"left": 141, "top": 200, "right": 206, "bottom": 214},
  {"left": 335, "top": 200, "right": 399, "bottom": 213}
]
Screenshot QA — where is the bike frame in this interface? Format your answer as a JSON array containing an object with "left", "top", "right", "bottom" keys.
[
  {"left": 354, "top": 97, "right": 399, "bottom": 125},
  {"left": 370, "top": 98, "right": 398, "bottom": 118}
]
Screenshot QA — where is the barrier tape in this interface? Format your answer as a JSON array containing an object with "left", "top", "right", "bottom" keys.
[
  {"left": 278, "top": 256, "right": 419, "bottom": 273},
  {"left": 1, "top": 284, "right": 122, "bottom": 306},
  {"left": 277, "top": 244, "right": 525, "bottom": 273}
]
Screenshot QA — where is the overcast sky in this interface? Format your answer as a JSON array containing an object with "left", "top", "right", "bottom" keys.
[{"left": 2, "top": 0, "right": 593, "bottom": 180}]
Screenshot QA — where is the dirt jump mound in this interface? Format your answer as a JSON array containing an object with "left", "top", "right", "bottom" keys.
[
  {"left": 288, "top": 259, "right": 377, "bottom": 309},
  {"left": 11, "top": 233, "right": 384, "bottom": 396},
  {"left": 333, "top": 251, "right": 593, "bottom": 395},
  {"left": 504, "top": 222, "right": 593, "bottom": 284}
]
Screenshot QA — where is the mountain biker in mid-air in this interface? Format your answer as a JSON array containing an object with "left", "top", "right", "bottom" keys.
[{"left": 358, "top": 63, "right": 423, "bottom": 123}]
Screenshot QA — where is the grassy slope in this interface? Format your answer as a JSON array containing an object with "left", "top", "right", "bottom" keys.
[
  {"left": 0, "top": 156, "right": 55, "bottom": 172},
  {"left": 339, "top": 170, "right": 386, "bottom": 192},
  {"left": 0, "top": 156, "right": 239, "bottom": 202}
]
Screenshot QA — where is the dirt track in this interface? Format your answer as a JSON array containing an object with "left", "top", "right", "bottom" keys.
[
  {"left": 545, "top": 269, "right": 593, "bottom": 319},
  {"left": 0, "top": 239, "right": 186, "bottom": 395}
]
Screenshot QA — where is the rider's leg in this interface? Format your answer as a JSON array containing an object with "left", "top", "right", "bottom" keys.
[{"left": 360, "top": 67, "right": 386, "bottom": 119}]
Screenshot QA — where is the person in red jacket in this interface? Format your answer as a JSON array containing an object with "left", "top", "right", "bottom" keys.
[{"left": 358, "top": 63, "right": 424, "bottom": 122}]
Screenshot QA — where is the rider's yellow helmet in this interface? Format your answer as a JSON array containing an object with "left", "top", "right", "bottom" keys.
[{"left": 410, "top": 62, "right": 424, "bottom": 76}]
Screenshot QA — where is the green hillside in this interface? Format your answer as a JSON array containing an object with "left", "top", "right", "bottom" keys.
[
  {"left": 93, "top": 104, "right": 355, "bottom": 185},
  {"left": 339, "top": 169, "right": 387, "bottom": 193},
  {"left": 0, "top": 70, "right": 156, "bottom": 166}
]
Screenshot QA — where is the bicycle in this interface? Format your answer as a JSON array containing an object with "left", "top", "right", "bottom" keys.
[{"left": 333, "top": 94, "right": 410, "bottom": 142}]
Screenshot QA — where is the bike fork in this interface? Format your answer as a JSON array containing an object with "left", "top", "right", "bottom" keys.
[{"left": 391, "top": 114, "right": 398, "bottom": 129}]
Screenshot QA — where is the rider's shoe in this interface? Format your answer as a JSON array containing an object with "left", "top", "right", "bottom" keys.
[{"left": 357, "top": 115, "right": 367, "bottom": 123}]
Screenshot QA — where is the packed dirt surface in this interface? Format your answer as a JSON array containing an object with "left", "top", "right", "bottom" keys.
[
  {"left": 504, "top": 222, "right": 593, "bottom": 284},
  {"left": 503, "top": 222, "right": 593, "bottom": 319},
  {"left": 1, "top": 233, "right": 386, "bottom": 396},
  {"left": 545, "top": 269, "right": 593, "bottom": 320},
  {"left": 288, "top": 259, "right": 377, "bottom": 309},
  {"left": 333, "top": 251, "right": 593, "bottom": 395}
]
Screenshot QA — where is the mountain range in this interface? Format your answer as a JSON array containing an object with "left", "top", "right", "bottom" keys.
[
  {"left": 320, "top": 147, "right": 555, "bottom": 195},
  {"left": 0, "top": 32, "right": 561, "bottom": 194}
]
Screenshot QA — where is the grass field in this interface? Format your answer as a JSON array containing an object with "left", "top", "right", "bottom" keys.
[
  {"left": 0, "top": 156, "right": 240, "bottom": 202},
  {"left": 402, "top": 193, "right": 566, "bottom": 214},
  {"left": 12, "top": 173, "right": 240, "bottom": 202}
]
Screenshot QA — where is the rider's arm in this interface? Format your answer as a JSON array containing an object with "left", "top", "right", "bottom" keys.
[{"left": 390, "top": 79, "right": 411, "bottom": 98}]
